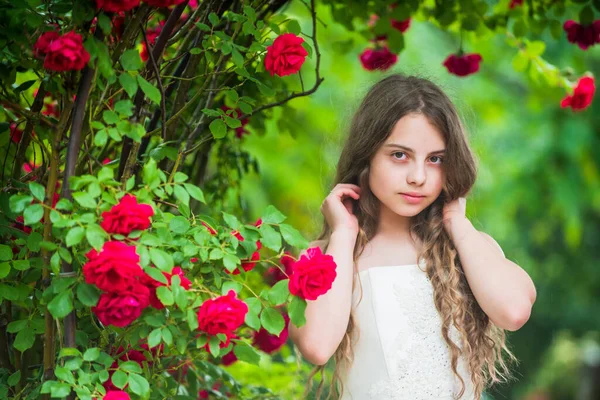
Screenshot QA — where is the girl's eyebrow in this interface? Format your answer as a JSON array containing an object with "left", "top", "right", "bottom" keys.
[{"left": 383, "top": 143, "right": 446, "bottom": 155}]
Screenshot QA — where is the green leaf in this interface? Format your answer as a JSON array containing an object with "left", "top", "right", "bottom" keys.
[
  {"left": 221, "top": 281, "right": 242, "bottom": 296},
  {"left": 24, "top": 203, "right": 44, "bottom": 225},
  {"left": 7, "top": 370, "right": 20, "bottom": 387},
  {"left": 0, "top": 262, "right": 10, "bottom": 278},
  {"left": 148, "top": 328, "right": 162, "bottom": 348},
  {"left": 94, "top": 129, "right": 108, "bottom": 147},
  {"left": 156, "top": 286, "right": 174, "bottom": 306},
  {"left": 12, "top": 260, "right": 30, "bottom": 271},
  {"left": 173, "top": 185, "right": 190, "bottom": 206},
  {"left": 268, "top": 279, "right": 290, "bottom": 306},
  {"left": 169, "top": 216, "right": 190, "bottom": 234},
  {"left": 50, "top": 382, "right": 72, "bottom": 397},
  {"left": 288, "top": 295, "right": 307, "bottom": 327},
  {"left": 209, "top": 118, "right": 227, "bottom": 139},
  {"left": 260, "top": 307, "right": 285, "bottom": 336},
  {"left": 55, "top": 365, "right": 75, "bottom": 384},
  {"left": 13, "top": 329, "right": 35, "bottom": 352},
  {"left": 223, "top": 253, "right": 240, "bottom": 273},
  {"left": 111, "top": 370, "right": 128, "bottom": 390},
  {"left": 233, "top": 342, "right": 261, "bottom": 365},
  {"left": 137, "top": 75, "right": 161, "bottom": 105},
  {"left": 161, "top": 326, "right": 173, "bottom": 345},
  {"left": 10, "top": 195, "right": 33, "bottom": 213},
  {"left": 259, "top": 224, "right": 281, "bottom": 252},
  {"left": 261, "top": 205, "right": 286, "bottom": 224},
  {"left": 150, "top": 249, "right": 173, "bottom": 272},
  {"left": 66, "top": 226, "right": 85, "bottom": 247},
  {"left": 103, "top": 110, "right": 119, "bottom": 125},
  {"left": 279, "top": 224, "right": 308, "bottom": 248},
  {"left": 244, "top": 298, "right": 261, "bottom": 330},
  {"left": 183, "top": 309, "right": 198, "bottom": 333},
  {"left": 54, "top": 198, "right": 72, "bottom": 212},
  {"left": 76, "top": 283, "right": 100, "bottom": 307},
  {"left": 72, "top": 192, "right": 97, "bottom": 209},
  {"left": 86, "top": 223, "right": 107, "bottom": 251},
  {"left": 128, "top": 373, "right": 150, "bottom": 396},
  {"left": 222, "top": 212, "right": 241, "bottom": 230},
  {"left": 144, "top": 266, "right": 168, "bottom": 284},
  {"left": 143, "top": 158, "right": 159, "bottom": 187},
  {"left": 120, "top": 360, "right": 142, "bottom": 374},
  {"left": 27, "top": 232, "right": 43, "bottom": 251},
  {"left": 120, "top": 49, "right": 143, "bottom": 71},
  {"left": 184, "top": 183, "right": 206, "bottom": 203},
  {"left": 83, "top": 348, "right": 100, "bottom": 361},
  {"left": 0, "top": 245, "right": 12, "bottom": 261},
  {"left": 48, "top": 290, "right": 73, "bottom": 319},
  {"left": 119, "top": 73, "right": 138, "bottom": 98},
  {"left": 29, "top": 182, "right": 45, "bottom": 201}
]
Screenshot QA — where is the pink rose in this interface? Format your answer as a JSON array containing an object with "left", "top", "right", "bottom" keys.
[
  {"left": 100, "top": 194, "right": 154, "bottom": 235},
  {"left": 92, "top": 282, "right": 150, "bottom": 327},
  {"left": 288, "top": 246, "right": 337, "bottom": 300},
  {"left": 252, "top": 312, "right": 290, "bottom": 354},
  {"left": 43, "top": 31, "right": 90, "bottom": 72},
  {"left": 442, "top": 53, "right": 482, "bottom": 77},
  {"left": 103, "top": 391, "right": 130, "bottom": 400},
  {"left": 563, "top": 20, "right": 600, "bottom": 50},
  {"left": 83, "top": 241, "right": 144, "bottom": 293},
  {"left": 95, "top": 0, "right": 140, "bottom": 13},
  {"left": 264, "top": 33, "right": 308, "bottom": 77},
  {"left": 561, "top": 76, "right": 595, "bottom": 111},
  {"left": 197, "top": 290, "right": 248, "bottom": 336},
  {"left": 33, "top": 31, "right": 60, "bottom": 58},
  {"left": 359, "top": 46, "right": 398, "bottom": 71},
  {"left": 142, "top": 0, "right": 186, "bottom": 8}
]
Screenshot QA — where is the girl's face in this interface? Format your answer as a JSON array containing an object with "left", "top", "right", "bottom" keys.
[{"left": 369, "top": 113, "right": 446, "bottom": 218}]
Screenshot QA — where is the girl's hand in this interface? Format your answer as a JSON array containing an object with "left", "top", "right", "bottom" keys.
[
  {"left": 443, "top": 196, "right": 467, "bottom": 230},
  {"left": 320, "top": 183, "right": 361, "bottom": 236}
]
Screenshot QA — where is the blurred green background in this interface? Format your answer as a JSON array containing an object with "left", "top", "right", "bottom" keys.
[{"left": 216, "top": 1, "right": 600, "bottom": 399}]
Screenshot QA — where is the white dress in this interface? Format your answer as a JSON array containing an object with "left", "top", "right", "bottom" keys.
[{"left": 339, "top": 259, "right": 476, "bottom": 400}]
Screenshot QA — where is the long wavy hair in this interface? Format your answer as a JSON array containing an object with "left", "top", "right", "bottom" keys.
[{"left": 300, "top": 73, "right": 517, "bottom": 399}]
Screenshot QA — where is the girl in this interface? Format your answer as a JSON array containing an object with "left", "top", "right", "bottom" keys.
[{"left": 289, "top": 73, "right": 537, "bottom": 399}]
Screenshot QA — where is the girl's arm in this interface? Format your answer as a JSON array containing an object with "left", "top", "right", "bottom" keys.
[
  {"left": 445, "top": 215, "right": 537, "bottom": 331},
  {"left": 288, "top": 230, "right": 357, "bottom": 365}
]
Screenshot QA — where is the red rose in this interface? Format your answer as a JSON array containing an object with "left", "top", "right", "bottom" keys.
[
  {"left": 92, "top": 282, "right": 150, "bottom": 327},
  {"left": 102, "top": 158, "right": 112, "bottom": 165},
  {"left": 509, "top": 0, "right": 523, "bottom": 8},
  {"left": 43, "top": 31, "right": 90, "bottom": 72},
  {"left": 221, "top": 105, "right": 250, "bottom": 138},
  {"left": 201, "top": 221, "right": 217, "bottom": 235},
  {"left": 10, "top": 123, "right": 23, "bottom": 144},
  {"left": 33, "top": 31, "right": 60, "bottom": 58},
  {"left": 220, "top": 349, "right": 237, "bottom": 366},
  {"left": 561, "top": 76, "right": 595, "bottom": 111},
  {"left": 83, "top": 241, "right": 144, "bottom": 292},
  {"left": 252, "top": 312, "right": 290, "bottom": 354},
  {"left": 103, "top": 391, "right": 130, "bottom": 400},
  {"left": 95, "top": 0, "right": 140, "bottom": 13},
  {"left": 100, "top": 194, "right": 154, "bottom": 235},
  {"left": 563, "top": 20, "right": 600, "bottom": 50},
  {"left": 264, "top": 33, "right": 308, "bottom": 77},
  {"left": 359, "top": 46, "right": 398, "bottom": 71},
  {"left": 197, "top": 290, "right": 248, "bottom": 336},
  {"left": 442, "top": 53, "right": 482, "bottom": 77},
  {"left": 140, "top": 21, "right": 164, "bottom": 61},
  {"left": 141, "top": 266, "right": 192, "bottom": 309},
  {"left": 288, "top": 246, "right": 337, "bottom": 300},
  {"left": 226, "top": 231, "right": 261, "bottom": 275},
  {"left": 263, "top": 251, "right": 294, "bottom": 286},
  {"left": 142, "top": 0, "right": 186, "bottom": 7},
  {"left": 368, "top": 14, "right": 411, "bottom": 41}
]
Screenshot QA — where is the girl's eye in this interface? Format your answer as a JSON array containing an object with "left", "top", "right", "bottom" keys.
[
  {"left": 392, "top": 151, "right": 406, "bottom": 160},
  {"left": 430, "top": 156, "right": 443, "bottom": 164}
]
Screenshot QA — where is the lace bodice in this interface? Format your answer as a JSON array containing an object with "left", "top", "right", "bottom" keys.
[{"left": 339, "top": 261, "right": 476, "bottom": 400}]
